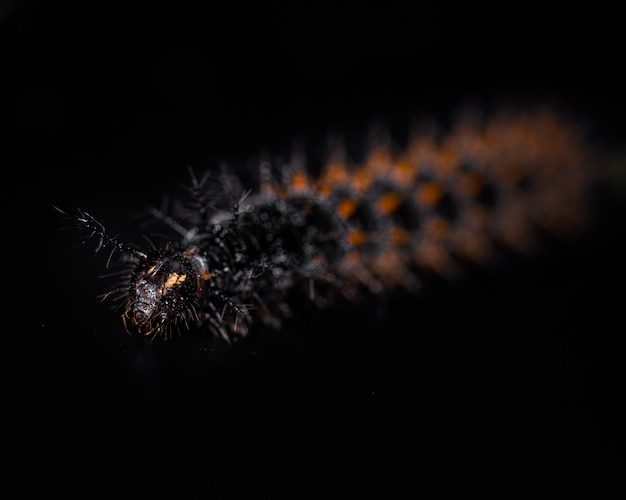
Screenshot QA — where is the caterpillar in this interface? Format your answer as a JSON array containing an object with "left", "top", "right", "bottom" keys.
[{"left": 58, "top": 109, "right": 593, "bottom": 342}]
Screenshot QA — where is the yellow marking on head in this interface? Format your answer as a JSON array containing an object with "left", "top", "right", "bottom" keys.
[
  {"left": 377, "top": 192, "right": 402, "bottom": 215},
  {"left": 164, "top": 272, "right": 187, "bottom": 290},
  {"left": 416, "top": 182, "right": 444, "bottom": 207},
  {"left": 337, "top": 198, "right": 358, "bottom": 218},
  {"left": 348, "top": 229, "right": 367, "bottom": 246}
]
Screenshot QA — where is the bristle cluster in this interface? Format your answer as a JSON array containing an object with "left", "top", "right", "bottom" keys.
[
  {"left": 65, "top": 109, "right": 594, "bottom": 340},
  {"left": 259, "top": 110, "right": 591, "bottom": 291}
]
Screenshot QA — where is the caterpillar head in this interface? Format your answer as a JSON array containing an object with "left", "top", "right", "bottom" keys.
[{"left": 120, "top": 248, "right": 204, "bottom": 338}]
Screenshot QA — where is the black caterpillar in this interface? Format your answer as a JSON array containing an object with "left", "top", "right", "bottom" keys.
[{"left": 59, "top": 110, "right": 593, "bottom": 342}]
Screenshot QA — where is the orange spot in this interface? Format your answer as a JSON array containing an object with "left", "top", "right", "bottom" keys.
[
  {"left": 319, "top": 161, "right": 349, "bottom": 188},
  {"left": 455, "top": 231, "right": 491, "bottom": 263},
  {"left": 461, "top": 204, "right": 491, "bottom": 230},
  {"left": 392, "top": 158, "right": 418, "bottom": 185},
  {"left": 260, "top": 183, "right": 283, "bottom": 197},
  {"left": 366, "top": 147, "right": 393, "bottom": 175},
  {"left": 337, "top": 198, "right": 358, "bottom": 218},
  {"left": 390, "top": 226, "right": 410, "bottom": 245},
  {"left": 493, "top": 160, "right": 526, "bottom": 185},
  {"left": 348, "top": 229, "right": 367, "bottom": 246},
  {"left": 425, "top": 217, "right": 450, "bottom": 241},
  {"left": 290, "top": 171, "right": 310, "bottom": 192},
  {"left": 377, "top": 192, "right": 402, "bottom": 215},
  {"left": 455, "top": 172, "right": 484, "bottom": 198},
  {"left": 350, "top": 168, "right": 372, "bottom": 192},
  {"left": 368, "top": 250, "right": 416, "bottom": 289},
  {"left": 416, "top": 242, "right": 452, "bottom": 274},
  {"left": 435, "top": 144, "right": 460, "bottom": 175},
  {"left": 344, "top": 251, "right": 361, "bottom": 265},
  {"left": 407, "top": 136, "right": 437, "bottom": 166},
  {"left": 416, "top": 182, "right": 444, "bottom": 206}
]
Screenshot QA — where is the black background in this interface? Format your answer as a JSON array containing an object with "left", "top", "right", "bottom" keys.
[{"left": 5, "top": 1, "right": 626, "bottom": 496}]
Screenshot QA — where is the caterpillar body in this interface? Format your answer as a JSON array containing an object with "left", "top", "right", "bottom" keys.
[{"left": 61, "top": 109, "right": 592, "bottom": 342}]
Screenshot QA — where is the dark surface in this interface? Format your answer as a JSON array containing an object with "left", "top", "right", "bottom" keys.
[{"left": 5, "top": 1, "right": 626, "bottom": 496}]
